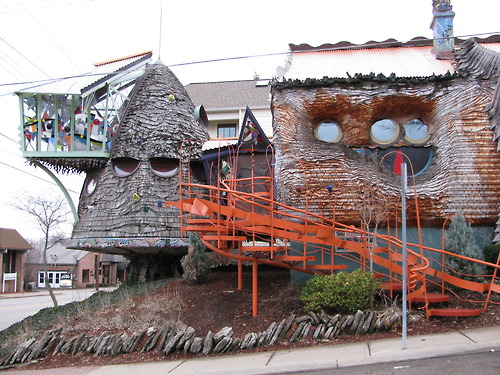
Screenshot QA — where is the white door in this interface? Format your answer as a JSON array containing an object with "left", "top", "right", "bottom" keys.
[{"left": 38, "top": 271, "right": 63, "bottom": 288}]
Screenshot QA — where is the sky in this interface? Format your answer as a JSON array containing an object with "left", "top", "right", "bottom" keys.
[{"left": 0, "top": 0, "right": 499, "bottom": 241}]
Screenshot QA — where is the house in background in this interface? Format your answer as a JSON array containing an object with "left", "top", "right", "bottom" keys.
[
  {"left": 0, "top": 228, "right": 31, "bottom": 293},
  {"left": 25, "top": 242, "right": 128, "bottom": 289},
  {"left": 185, "top": 79, "right": 272, "bottom": 145}
]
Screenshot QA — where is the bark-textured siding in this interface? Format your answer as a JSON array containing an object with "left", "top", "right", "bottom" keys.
[
  {"left": 272, "top": 41, "right": 500, "bottom": 227},
  {"left": 72, "top": 64, "right": 208, "bottom": 241}
]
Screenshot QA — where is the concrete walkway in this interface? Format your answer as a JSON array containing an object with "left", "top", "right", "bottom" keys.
[{"left": 2, "top": 326, "right": 499, "bottom": 374}]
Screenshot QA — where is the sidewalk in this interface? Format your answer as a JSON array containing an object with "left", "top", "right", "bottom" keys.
[{"left": 3, "top": 326, "right": 499, "bottom": 374}]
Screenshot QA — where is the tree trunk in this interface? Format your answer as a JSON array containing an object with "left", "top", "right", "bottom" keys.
[{"left": 43, "top": 236, "right": 58, "bottom": 308}]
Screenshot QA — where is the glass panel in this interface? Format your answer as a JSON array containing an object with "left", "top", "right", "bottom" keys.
[
  {"left": 315, "top": 121, "right": 342, "bottom": 143},
  {"left": 361, "top": 146, "right": 433, "bottom": 177},
  {"left": 149, "top": 157, "right": 179, "bottom": 178},
  {"left": 217, "top": 124, "right": 236, "bottom": 138},
  {"left": 370, "top": 119, "right": 398, "bottom": 144},
  {"left": 84, "top": 174, "right": 98, "bottom": 196},
  {"left": 404, "top": 118, "right": 429, "bottom": 143},
  {"left": 111, "top": 157, "right": 140, "bottom": 177}
]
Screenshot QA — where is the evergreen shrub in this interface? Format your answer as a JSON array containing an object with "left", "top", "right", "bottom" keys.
[
  {"left": 181, "top": 232, "right": 211, "bottom": 285},
  {"left": 300, "top": 269, "right": 380, "bottom": 313},
  {"left": 444, "top": 215, "right": 485, "bottom": 280}
]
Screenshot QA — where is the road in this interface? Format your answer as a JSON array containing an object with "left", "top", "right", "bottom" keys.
[
  {"left": 280, "top": 349, "right": 500, "bottom": 375},
  {"left": 0, "top": 288, "right": 105, "bottom": 331}
]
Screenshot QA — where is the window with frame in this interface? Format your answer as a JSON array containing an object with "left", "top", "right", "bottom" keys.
[
  {"left": 82, "top": 269, "right": 90, "bottom": 283},
  {"left": 217, "top": 124, "right": 237, "bottom": 138}
]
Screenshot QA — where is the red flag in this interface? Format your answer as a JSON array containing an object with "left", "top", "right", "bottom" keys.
[{"left": 393, "top": 149, "right": 403, "bottom": 176}]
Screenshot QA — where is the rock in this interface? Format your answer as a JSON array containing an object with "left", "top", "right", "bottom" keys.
[
  {"left": 268, "top": 319, "right": 286, "bottom": 346},
  {"left": 227, "top": 337, "right": 241, "bottom": 352},
  {"left": 183, "top": 337, "right": 194, "bottom": 353},
  {"left": 349, "top": 310, "right": 365, "bottom": 335},
  {"left": 289, "top": 321, "right": 305, "bottom": 342},
  {"left": 263, "top": 322, "right": 277, "bottom": 346},
  {"left": 362, "top": 312, "right": 374, "bottom": 334},
  {"left": 339, "top": 315, "right": 354, "bottom": 335},
  {"left": 308, "top": 311, "right": 320, "bottom": 325},
  {"left": 328, "top": 314, "right": 341, "bottom": 327},
  {"left": 189, "top": 337, "right": 204, "bottom": 354},
  {"left": 176, "top": 326, "right": 195, "bottom": 351},
  {"left": 301, "top": 321, "right": 312, "bottom": 339},
  {"left": 312, "top": 324, "right": 325, "bottom": 339},
  {"left": 241, "top": 332, "right": 258, "bottom": 350},
  {"left": 318, "top": 310, "right": 330, "bottom": 324},
  {"left": 213, "top": 336, "right": 232, "bottom": 353},
  {"left": 278, "top": 314, "right": 296, "bottom": 341},
  {"left": 323, "top": 325, "right": 335, "bottom": 339},
  {"left": 202, "top": 331, "right": 214, "bottom": 355},
  {"left": 157, "top": 323, "right": 173, "bottom": 351},
  {"left": 214, "top": 326, "right": 233, "bottom": 343},
  {"left": 164, "top": 330, "right": 185, "bottom": 355},
  {"left": 296, "top": 315, "right": 311, "bottom": 324}
]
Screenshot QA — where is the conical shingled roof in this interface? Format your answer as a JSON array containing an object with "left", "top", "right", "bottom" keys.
[
  {"left": 71, "top": 63, "right": 209, "bottom": 250},
  {"left": 112, "top": 63, "right": 208, "bottom": 160}
]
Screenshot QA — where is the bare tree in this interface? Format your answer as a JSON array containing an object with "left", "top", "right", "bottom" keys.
[{"left": 12, "top": 192, "right": 70, "bottom": 307}]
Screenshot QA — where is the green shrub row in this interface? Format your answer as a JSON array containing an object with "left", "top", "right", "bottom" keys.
[{"left": 300, "top": 269, "right": 380, "bottom": 313}]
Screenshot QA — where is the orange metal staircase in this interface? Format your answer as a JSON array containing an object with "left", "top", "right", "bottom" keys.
[{"left": 167, "top": 156, "right": 500, "bottom": 318}]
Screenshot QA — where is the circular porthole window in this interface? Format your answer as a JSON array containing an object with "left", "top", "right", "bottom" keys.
[
  {"left": 370, "top": 119, "right": 399, "bottom": 145},
  {"left": 84, "top": 173, "right": 98, "bottom": 196},
  {"left": 148, "top": 157, "right": 179, "bottom": 178},
  {"left": 404, "top": 118, "right": 429, "bottom": 144},
  {"left": 315, "top": 121, "right": 342, "bottom": 143},
  {"left": 111, "top": 157, "right": 140, "bottom": 177}
]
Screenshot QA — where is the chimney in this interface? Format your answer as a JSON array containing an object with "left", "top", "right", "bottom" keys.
[{"left": 430, "top": 0, "right": 455, "bottom": 59}]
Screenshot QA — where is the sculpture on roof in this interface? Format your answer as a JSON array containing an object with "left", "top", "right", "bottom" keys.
[{"left": 432, "top": 0, "right": 452, "bottom": 13}]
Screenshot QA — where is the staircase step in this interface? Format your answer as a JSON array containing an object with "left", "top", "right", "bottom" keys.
[
  {"left": 378, "top": 281, "right": 403, "bottom": 291},
  {"left": 411, "top": 293, "right": 450, "bottom": 303},
  {"left": 427, "top": 308, "right": 483, "bottom": 317},
  {"left": 273, "top": 255, "right": 317, "bottom": 262},
  {"left": 202, "top": 235, "right": 247, "bottom": 241},
  {"left": 182, "top": 226, "right": 229, "bottom": 232},
  {"left": 307, "top": 264, "right": 348, "bottom": 270},
  {"left": 240, "top": 246, "right": 281, "bottom": 252}
]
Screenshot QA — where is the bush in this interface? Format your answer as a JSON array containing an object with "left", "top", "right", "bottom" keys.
[
  {"left": 445, "top": 215, "right": 485, "bottom": 280},
  {"left": 484, "top": 244, "right": 500, "bottom": 274},
  {"left": 300, "top": 269, "right": 380, "bottom": 313},
  {"left": 181, "top": 232, "right": 211, "bottom": 285}
]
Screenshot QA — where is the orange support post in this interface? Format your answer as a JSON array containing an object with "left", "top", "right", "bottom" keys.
[{"left": 252, "top": 260, "right": 258, "bottom": 317}]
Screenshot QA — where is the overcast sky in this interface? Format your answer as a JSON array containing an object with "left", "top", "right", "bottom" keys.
[{"left": 0, "top": 0, "right": 498, "bottom": 241}]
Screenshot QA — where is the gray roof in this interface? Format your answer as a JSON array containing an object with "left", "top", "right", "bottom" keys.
[
  {"left": 185, "top": 80, "right": 271, "bottom": 110},
  {"left": 0, "top": 228, "right": 32, "bottom": 251}
]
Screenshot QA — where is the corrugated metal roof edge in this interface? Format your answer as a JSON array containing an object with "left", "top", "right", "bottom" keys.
[
  {"left": 290, "top": 35, "right": 500, "bottom": 52},
  {"left": 272, "top": 71, "right": 466, "bottom": 90}
]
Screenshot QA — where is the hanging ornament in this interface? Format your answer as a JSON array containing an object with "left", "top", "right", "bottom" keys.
[
  {"left": 168, "top": 94, "right": 175, "bottom": 101},
  {"left": 142, "top": 205, "right": 149, "bottom": 213},
  {"left": 133, "top": 193, "right": 141, "bottom": 201},
  {"left": 327, "top": 185, "right": 333, "bottom": 192},
  {"left": 295, "top": 186, "right": 301, "bottom": 192},
  {"left": 157, "top": 200, "right": 164, "bottom": 207}
]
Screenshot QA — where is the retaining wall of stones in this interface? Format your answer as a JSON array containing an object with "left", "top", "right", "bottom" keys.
[{"left": 1, "top": 308, "right": 408, "bottom": 367}]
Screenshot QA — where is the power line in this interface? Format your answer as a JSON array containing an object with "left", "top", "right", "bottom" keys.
[{"left": 0, "top": 160, "right": 80, "bottom": 195}]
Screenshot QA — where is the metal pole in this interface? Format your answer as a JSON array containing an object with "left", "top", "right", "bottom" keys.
[{"left": 401, "top": 162, "right": 408, "bottom": 349}]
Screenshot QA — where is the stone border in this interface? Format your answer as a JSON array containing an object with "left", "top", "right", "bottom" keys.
[{"left": 1, "top": 308, "right": 411, "bottom": 367}]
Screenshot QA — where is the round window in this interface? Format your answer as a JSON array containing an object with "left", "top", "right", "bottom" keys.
[
  {"left": 404, "top": 118, "right": 429, "bottom": 144},
  {"left": 111, "top": 157, "right": 140, "bottom": 177},
  {"left": 148, "top": 157, "right": 179, "bottom": 178},
  {"left": 315, "top": 121, "right": 342, "bottom": 143},
  {"left": 84, "top": 173, "right": 98, "bottom": 196},
  {"left": 370, "top": 119, "right": 399, "bottom": 145}
]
